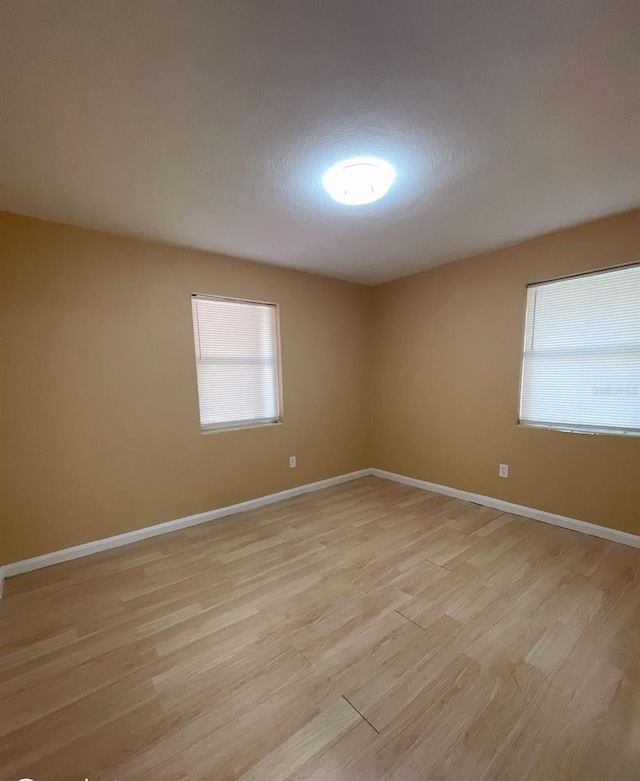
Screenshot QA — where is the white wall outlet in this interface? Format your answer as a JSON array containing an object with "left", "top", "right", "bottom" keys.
[
  {"left": 289, "top": 455, "right": 297, "bottom": 468},
  {"left": 499, "top": 464, "right": 509, "bottom": 478}
]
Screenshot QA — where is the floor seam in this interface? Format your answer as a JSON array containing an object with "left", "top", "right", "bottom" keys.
[
  {"left": 394, "top": 608, "right": 427, "bottom": 631},
  {"left": 341, "top": 694, "right": 381, "bottom": 734}
]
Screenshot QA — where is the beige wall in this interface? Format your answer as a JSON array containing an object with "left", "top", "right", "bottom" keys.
[
  {"left": 371, "top": 209, "right": 640, "bottom": 536},
  {"left": 0, "top": 213, "right": 371, "bottom": 565},
  {"left": 2, "top": 209, "right": 639, "bottom": 566}
]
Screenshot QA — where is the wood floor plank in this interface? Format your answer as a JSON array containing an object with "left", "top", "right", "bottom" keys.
[{"left": 1, "top": 476, "right": 638, "bottom": 780}]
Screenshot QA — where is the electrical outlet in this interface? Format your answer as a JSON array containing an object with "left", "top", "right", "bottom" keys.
[
  {"left": 499, "top": 464, "right": 509, "bottom": 478},
  {"left": 289, "top": 455, "right": 297, "bottom": 468}
]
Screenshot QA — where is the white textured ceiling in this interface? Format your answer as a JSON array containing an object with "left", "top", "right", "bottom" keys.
[{"left": 1, "top": 1, "right": 639, "bottom": 283}]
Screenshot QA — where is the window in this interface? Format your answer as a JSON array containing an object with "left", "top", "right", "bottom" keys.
[
  {"left": 519, "top": 264, "right": 640, "bottom": 436},
  {"left": 191, "top": 295, "right": 281, "bottom": 431}
]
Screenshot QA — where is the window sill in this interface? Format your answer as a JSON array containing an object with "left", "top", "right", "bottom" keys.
[
  {"left": 518, "top": 422, "right": 640, "bottom": 438},
  {"left": 200, "top": 420, "right": 283, "bottom": 435}
]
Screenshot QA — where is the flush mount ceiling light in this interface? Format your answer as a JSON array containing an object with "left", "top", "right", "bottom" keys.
[{"left": 322, "top": 157, "right": 396, "bottom": 206}]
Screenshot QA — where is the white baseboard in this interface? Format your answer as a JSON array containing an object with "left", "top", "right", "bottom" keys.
[
  {"left": 0, "top": 469, "right": 371, "bottom": 585},
  {"left": 3, "top": 466, "right": 637, "bottom": 597},
  {"left": 371, "top": 468, "right": 640, "bottom": 549}
]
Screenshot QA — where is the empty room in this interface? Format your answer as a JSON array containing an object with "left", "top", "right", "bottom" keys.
[{"left": 1, "top": 1, "right": 639, "bottom": 779}]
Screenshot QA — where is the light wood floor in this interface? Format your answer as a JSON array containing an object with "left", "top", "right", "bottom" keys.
[{"left": 1, "top": 477, "right": 639, "bottom": 780}]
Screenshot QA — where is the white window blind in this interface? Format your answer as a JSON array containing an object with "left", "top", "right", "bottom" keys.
[
  {"left": 191, "top": 295, "right": 280, "bottom": 431},
  {"left": 519, "top": 264, "right": 640, "bottom": 436}
]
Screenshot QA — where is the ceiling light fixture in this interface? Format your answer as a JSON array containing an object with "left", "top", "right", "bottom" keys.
[{"left": 322, "top": 157, "right": 396, "bottom": 206}]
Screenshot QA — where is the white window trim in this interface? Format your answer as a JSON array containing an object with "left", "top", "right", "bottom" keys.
[
  {"left": 191, "top": 294, "right": 283, "bottom": 432},
  {"left": 518, "top": 263, "right": 640, "bottom": 438}
]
